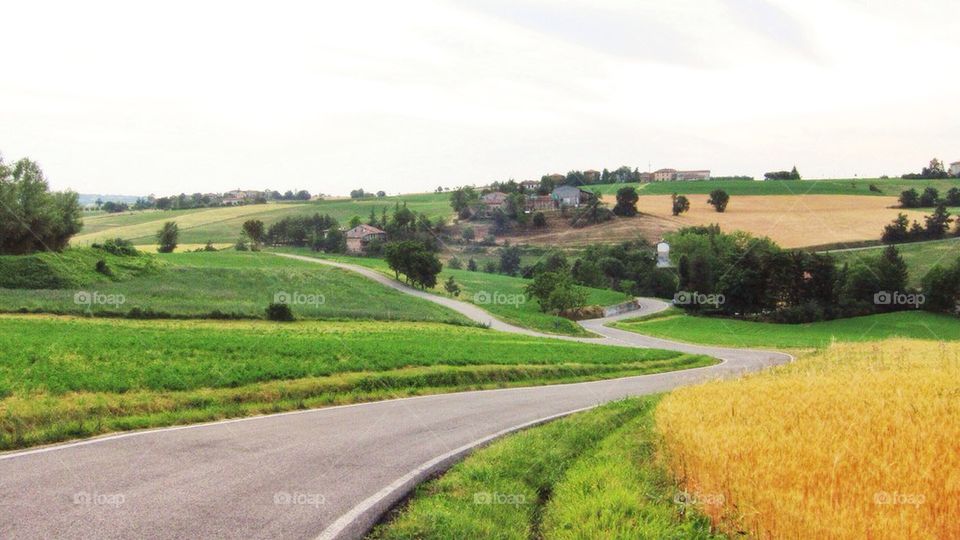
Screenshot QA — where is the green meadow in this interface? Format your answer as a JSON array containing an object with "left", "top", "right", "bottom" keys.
[
  {"left": 281, "top": 250, "right": 631, "bottom": 336},
  {"left": 0, "top": 249, "right": 471, "bottom": 324},
  {"left": 613, "top": 309, "right": 960, "bottom": 349},
  {"left": 829, "top": 238, "right": 960, "bottom": 288}
]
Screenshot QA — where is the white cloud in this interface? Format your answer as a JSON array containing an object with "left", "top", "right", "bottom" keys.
[{"left": 0, "top": 0, "right": 958, "bottom": 195}]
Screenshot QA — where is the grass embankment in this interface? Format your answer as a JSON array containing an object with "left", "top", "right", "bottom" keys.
[
  {"left": 0, "top": 316, "right": 712, "bottom": 450},
  {"left": 830, "top": 238, "right": 960, "bottom": 288},
  {"left": 73, "top": 193, "right": 452, "bottom": 245},
  {"left": 0, "top": 250, "right": 471, "bottom": 324},
  {"left": 370, "top": 397, "right": 719, "bottom": 540},
  {"left": 282, "top": 250, "right": 629, "bottom": 336},
  {"left": 656, "top": 340, "right": 960, "bottom": 539},
  {"left": 613, "top": 309, "right": 960, "bottom": 349}
]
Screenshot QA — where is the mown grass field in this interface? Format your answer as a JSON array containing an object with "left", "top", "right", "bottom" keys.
[
  {"left": 613, "top": 309, "right": 960, "bottom": 349},
  {"left": 830, "top": 237, "right": 960, "bottom": 288},
  {"left": 370, "top": 397, "right": 719, "bottom": 540},
  {"left": 0, "top": 249, "right": 472, "bottom": 324},
  {"left": 71, "top": 193, "right": 452, "bottom": 246},
  {"left": 656, "top": 340, "right": 960, "bottom": 538},
  {"left": 281, "top": 250, "right": 631, "bottom": 336},
  {"left": 0, "top": 316, "right": 712, "bottom": 450}
]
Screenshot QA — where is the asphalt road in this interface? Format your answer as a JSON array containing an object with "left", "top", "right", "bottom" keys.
[{"left": 0, "top": 254, "right": 791, "bottom": 540}]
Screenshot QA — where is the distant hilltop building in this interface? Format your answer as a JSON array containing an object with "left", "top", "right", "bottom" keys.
[
  {"left": 951, "top": 161, "right": 960, "bottom": 177},
  {"left": 650, "top": 168, "right": 711, "bottom": 182}
]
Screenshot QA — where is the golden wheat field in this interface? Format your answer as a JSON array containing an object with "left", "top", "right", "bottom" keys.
[{"left": 655, "top": 340, "right": 960, "bottom": 540}]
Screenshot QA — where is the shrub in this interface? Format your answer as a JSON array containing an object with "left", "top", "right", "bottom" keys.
[
  {"left": 707, "top": 189, "right": 730, "bottom": 212},
  {"left": 447, "top": 256, "right": 463, "bottom": 270},
  {"left": 533, "top": 212, "right": 547, "bottom": 227},
  {"left": 97, "top": 238, "right": 139, "bottom": 256},
  {"left": 265, "top": 302, "right": 294, "bottom": 322},
  {"left": 95, "top": 259, "right": 112, "bottom": 277}
]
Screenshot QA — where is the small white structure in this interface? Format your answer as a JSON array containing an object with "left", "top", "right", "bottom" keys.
[
  {"left": 656, "top": 241, "right": 671, "bottom": 268},
  {"left": 950, "top": 161, "right": 960, "bottom": 177}
]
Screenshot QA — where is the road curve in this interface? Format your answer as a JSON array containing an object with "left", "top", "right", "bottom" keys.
[{"left": 0, "top": 254, "right": 791, "bottom": 540}]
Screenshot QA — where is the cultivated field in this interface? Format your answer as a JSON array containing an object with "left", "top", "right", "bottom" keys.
[
  {"left": 0, "top": 316, "right": 710, "bottom": 449},
  {"left": 525, "top": 194, "right": 928, "bottom": 249},
  {"left": 656, "top": 340, "right": 960, "bottom": 538},
  {"left": 613, "top": 309, "right": 960, "bottom": 349},
  {"left": 587, "top": 177, "right": 960, "bottom": 197}
]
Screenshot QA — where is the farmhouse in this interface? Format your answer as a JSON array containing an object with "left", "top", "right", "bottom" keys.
[
  {"left": 345, "top": 224, "right": 387, "bottom": 254},
  {"left": 951, "top": 161, "right": 960, "bottom": 177},
  {"left": 552, "top": 185, "right": 595, "bottom": 207},
  {"left": 652, "top": 169, "right": 712, "bottom": 181},
  {"left": 481, "top": 191, "right": 509, "bottom": 211},
  {"left": 524, "top": 195, "right": 554, "bottom": 212},
  {"left": 520, "top": 180, "right": 540, "bottom": 192}
]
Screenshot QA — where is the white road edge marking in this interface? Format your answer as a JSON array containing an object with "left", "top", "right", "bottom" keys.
[{"left": 315, "top": 405, "right": 598, "bottom": 540}]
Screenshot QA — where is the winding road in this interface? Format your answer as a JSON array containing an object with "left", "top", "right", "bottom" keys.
[{"left": 0, "top": 255, "right": 791, "bottom": 540}]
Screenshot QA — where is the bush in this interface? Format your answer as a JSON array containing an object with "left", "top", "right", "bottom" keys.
[
  {"left": 533, "top": 212, "right": 547, "bottom": 227},
  {"left": 265, "top": 302, "right": 294, "bottom": 322},
  {"left": 707, "top": 189, "right": 730, "bottom": 212},
  {"left": 447, "top": 256, "right": 463, "bottom": 270},
  {"left": 234, "top": 240, "right": 249, "bottom": 251},
  {"left": 96, "top": 238, "right": 139, "bottom": 256},
  {"left": 95, "top": 259, "right": 112, "bottom": 277}
]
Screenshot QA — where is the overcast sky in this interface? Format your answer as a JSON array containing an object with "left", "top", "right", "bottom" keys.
[{"left": 2, "top": 0, "right": 959, "bottom": 197}]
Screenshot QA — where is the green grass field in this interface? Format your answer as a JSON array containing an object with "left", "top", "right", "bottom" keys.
[
  {"left": 71, "top": 193, "right": 453, "bottom": 246},
  {"left": 0, "top": 249, "right": 471, "bottom": 324},
  {"left": 613, "top": 309, "right": 960, "bottom": 349},
  {"left": 370, "top": 396, "right": 719, "bottom": 540},
  {"left": 0, "top": 316, "right": 712, "bottom": 449},
  {"left": 829, "top": 238, "right": 960, "bottom": 287},
  {"left": 585, "top": 177, "right": 960, "bottom": 198},
  {"left": 281, "top": 250, "right": 631, "bottom": 336}
]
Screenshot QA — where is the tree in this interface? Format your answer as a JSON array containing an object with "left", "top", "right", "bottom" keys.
[
  {"left": 384, "top": 240, "right": 441, "bottom": 288},
  {"left": 532, "top": 212, "right": 547, "bottom": 227},
  {"left": 0, "top": 155, "right": 83, "bottom": 254},
  {"left": 461, "top": 226, "right": 475, "bottom": 242},
  {"left": 156, "top": 221, "right": 179, "bottom": 253},
  {"left": 525, "top": 271, "right": 587, "bottom": 313},
  {"left": 349, "top": 189, "right": 366, "bottom": 199},
  {"left": 899, "top": 188, "right": 920, "bottom": 208},
  {"left": 613, "top": 186, "right": 639, "bottom": 217},
  {"left": 920, "top": 187, "right": 940, "bottom": 207},
  {"left": 348, "top": 215, "right": 363, "bottom": 228},
  {"left": 881, "top": 213, "right": 911, "bottom": 243},
  {"left": 376, "top": 191, "right": 386, "bottom": 198},
  {"left": 447, "top": 256, "right": 463, "bottom": 270},
  {"left": 707, "top": 189, "right": 730, "bottom": 212},
  {"left": 924, "top": 204, "right": 953, "bottom": 240},
  {"left": 671, "top": 194, "right": 690, "bottom": 216},
  {"left": 790, "top": 166, "right": 801, "bottom": 180},
  {"left": 876, "top": 244, "right": 909, "bottom": 295},
  {"left": 242, "top": 219, "right": 266, "bottom": 247},
  {"left": 443, "top": 276, "right": 461, "bottom": 297},
  {"left": 449, "top": 186, "right": 479, "bottom": 218},
  {"left": 467, "top": 258, "right": 478, "bottom": 271},
  {"left": 499, "top": 244, "right": 522, "bottom": 276}
]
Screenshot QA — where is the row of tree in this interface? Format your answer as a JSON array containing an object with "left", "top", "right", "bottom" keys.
[
  {"left": 898, "top": 186, "right": 960, "bottom": 208},
  {"left": 881, "top": 206, "right": 955, "bottom": 243},
  {"left": 901, "top": 158, "right": 958, "bottom": 180}
]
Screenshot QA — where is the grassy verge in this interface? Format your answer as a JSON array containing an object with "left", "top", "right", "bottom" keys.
[
  {"left": 613, "top": 310, "right": 960, "bottom": 349},
  {"left": 370, "top": 397, "right": 720, "bottom": 539},
  {"left": 280, "top": 250, "right": 629, "bottom": 336},
  {"left": 0, "top": 249, "right": 472, "bottom": 325},
  {"left": 656, "top": 340, "right": 960, "bottom": 538},
  {"left": 0, "top": 315, "right": 713, "bottom": 450}
]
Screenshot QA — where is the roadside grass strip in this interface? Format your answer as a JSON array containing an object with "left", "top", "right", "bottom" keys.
[
  {"left": 655, "top": 340, "right": 960, "bottom": 539},
  {"left": 370, "top": 398, "right": 720, "bottom": 540},
  {"left": 540, "top": 397, "right": 721, "bottom": 540}
]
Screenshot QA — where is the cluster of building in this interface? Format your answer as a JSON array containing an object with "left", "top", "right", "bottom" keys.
[
  {"left": 221, "top": 190, "right": 265, "bottom": 205},
  {"left": 478, "top": 185, "right": 597, "bottom": 216},
  {"left": 641, "top": 169, "right": 711, "bottom": 182}
]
